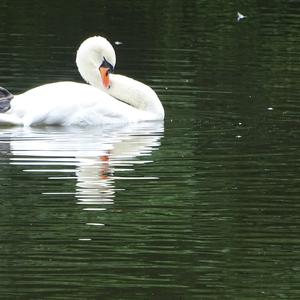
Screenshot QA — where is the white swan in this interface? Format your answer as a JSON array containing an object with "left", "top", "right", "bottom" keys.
[{"left": 0, "top": 36, "right": 164, "bottom": 126}]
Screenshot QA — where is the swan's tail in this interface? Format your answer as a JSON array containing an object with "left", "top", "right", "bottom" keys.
[
  {"left": 0, "top": 87, "right": 14, "bottom": 113},
  {"left": 0, "top": 87, "right": 22, "bottom": 125},
  {"left": 0, "top": 113, "right": 23, "bottom": 125}
]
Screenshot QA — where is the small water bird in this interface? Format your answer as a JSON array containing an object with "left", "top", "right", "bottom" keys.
[{"left": 0, "top": 36, "right": 164, "bottom": 126}]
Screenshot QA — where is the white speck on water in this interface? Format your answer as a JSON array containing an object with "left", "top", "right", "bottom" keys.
[
  {"left": 236, "top": 135, "right": 242, "bottom": 139},
  {"left": 238, "top": 122, "right": 242, "bottom": 126},
  {"left": 237, "top": 11, "right": 247, "bottom": 22},
  {"left": 78, "top": 238, "right": 92, "bottom": 241},
  {"left": 86, "top": 223, "right": 105, "bottom": 226},
  {"left": 114, "top": 41, "right": 123, "bottom": 45},
  {"left": 267, "top": 107, "right": 274, "bottom": 111}
]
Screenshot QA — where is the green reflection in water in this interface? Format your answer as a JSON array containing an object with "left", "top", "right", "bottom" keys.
[{"left": 0, "top": 0, "right": 300, "bottom": 299}]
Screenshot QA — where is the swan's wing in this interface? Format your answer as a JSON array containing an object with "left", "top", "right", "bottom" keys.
[{"left": 10, "top": 81, "right": 144, "bottom": 126}]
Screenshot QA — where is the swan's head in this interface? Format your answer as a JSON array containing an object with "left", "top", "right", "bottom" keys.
[{"left": 76, "top": 36, "right": 116, "bottom": 90}]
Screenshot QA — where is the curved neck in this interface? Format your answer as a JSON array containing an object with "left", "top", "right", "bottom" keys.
[{"left": 107, "top": 74, "right": 164, "bottom": 119}]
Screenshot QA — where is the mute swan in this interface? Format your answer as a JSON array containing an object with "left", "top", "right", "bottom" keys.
[{"left": 0, "top": 36, "right": 164, "bottom": 126}]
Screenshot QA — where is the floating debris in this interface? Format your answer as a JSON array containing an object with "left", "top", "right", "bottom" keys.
[
  {"left": 237, "top": 11, "right": 247, "bottom": 22},
  {"left": 267, "top": 107, "right": 274, "bottom": 111},
  {"left": 86, "top": 223, "right": 105, "bottom": 226},
  {"left": 114, "top": 41, "right": 123, "bottom": 45}
]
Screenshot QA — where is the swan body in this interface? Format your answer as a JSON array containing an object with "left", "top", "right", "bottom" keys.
[{"left": 0, "top": 36, "right": 164, "bottom": 126}]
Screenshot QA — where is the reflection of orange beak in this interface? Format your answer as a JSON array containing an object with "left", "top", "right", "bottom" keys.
[
  {"left": 99, "top": 66, "right": 110, "bottom": 89},
  {"left": 100, "top": 155, "right": 109, "bottom": 162},
  {"left": 99, "top": 154, "right": 110, "bottom": 180}
]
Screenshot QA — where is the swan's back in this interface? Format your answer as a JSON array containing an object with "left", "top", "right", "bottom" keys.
[{"left": 8, "top": 82, "right": 155, "bottom": 126}]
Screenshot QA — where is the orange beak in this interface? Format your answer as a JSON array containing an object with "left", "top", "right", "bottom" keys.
[{"left": 99, "top": 66, "right": 110, "bottom": 89}]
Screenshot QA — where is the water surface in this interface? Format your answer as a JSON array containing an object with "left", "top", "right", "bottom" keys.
[{"left": 0, "top": 0, "right": 300, "bottom": 299}]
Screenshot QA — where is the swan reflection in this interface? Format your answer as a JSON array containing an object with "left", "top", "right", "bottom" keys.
[{"left": 1, "top": 122, "right": 164, "bottom": 225}]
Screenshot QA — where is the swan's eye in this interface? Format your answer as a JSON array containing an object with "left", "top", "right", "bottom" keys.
[{"left": 101, "top": 57, "right": 114, "bottom": 73}]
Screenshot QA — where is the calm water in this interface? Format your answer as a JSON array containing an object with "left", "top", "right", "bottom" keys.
[{"left": 0, "top": 0, "right": 300, "bottom": 299}]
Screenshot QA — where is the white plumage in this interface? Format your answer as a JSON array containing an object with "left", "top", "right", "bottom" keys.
[{"left": 0, "top": 36, "right": 164, "bottom": 126}]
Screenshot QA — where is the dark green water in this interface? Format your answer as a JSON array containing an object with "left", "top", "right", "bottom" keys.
[{"left": 0, "top": 0, "right": 300, "bottom": 299}]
